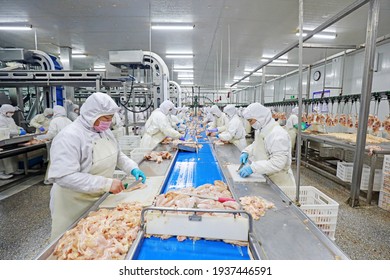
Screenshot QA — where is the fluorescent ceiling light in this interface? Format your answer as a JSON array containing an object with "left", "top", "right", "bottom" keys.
[
  {"left": 0, "top": 25, "right": 32, "bottom": 31},
  {"left": 173, "top": 69, "right": 194, "bottom": 72},
  {"left": 177, "top": 77, "right": 194, "bottom": 80},
  {"left": 72, "top": 54, "right": 87, "bottom": 58},
  {"left": 151, "top": 23, "right": 194, "bottom": 30},
  {"left": 244, "top": 71, "right": 262, "bottom": 76},
  {"left": 181, "top": 82, "right": 194, "bottom": 85},
  {"left": 166, "top": 54, "right": 194, "bottom": 58},
  {"left": 93, "top": 65, "right": 106, "bottom": 69},
  {"left": 296, "top": 30, "right": 336, "bottom": 40},
  {"left": 261, "top": 58, "right": 288, "bottom": 63}
]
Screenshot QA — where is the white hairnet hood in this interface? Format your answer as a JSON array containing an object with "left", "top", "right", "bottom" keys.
[
  {"left": 0, "top": 104, "right": 17, "bottom": 116},
  {"left": 210, "top": 105, "right": 222, "bottom": 118},
  {"left": 53, "top": 105, "right": 67, "bottom": 117},
  {"left": 223, "top": 104, "right": 237, "bottom": 118},
  {"left": 292, "top": 107, "right": 299, "bottom": 115},
  {"left": 242, "top": 103, "right": 272, "bottom": 130},
  {"left": 79, "top": 92, "right": 119, "bottom": 127},
  {"left": 44, "top": 108, "right": 54, "bottom": 116},
  {"left": 159, "top": 100, "right": 176, "bottom": 115}
]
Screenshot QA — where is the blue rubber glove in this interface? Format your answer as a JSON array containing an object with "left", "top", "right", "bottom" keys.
[
  {"left": 19, "top": 128, "right": 27, "bottom": 136},
  {"left": 239, "top": 165, "right": 253, "bottom": 178},
  {"left": 240, "top": 152, "right": 249, "bottom": 164},
  {"left": 215, "top": 133, "right": 219, "bottom": 138},
  {"left": 207, "top": 128, "right": 218, "bottom": 133},
  {"left": 131, "top": 168, "right": 146, "bottom": 183},
  {"left": 179, "top": 136, "right": 185, "bottom": 141},
  {"left": 39, "top": 126, "right": 45, "bottom": 132}
]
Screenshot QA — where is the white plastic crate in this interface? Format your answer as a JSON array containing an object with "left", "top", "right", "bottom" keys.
[
  {"left": 281, "top": 186, "right": 339, "bottom": 240},
  {"left": 378, "top": 191, "right": 390, "bottom": 211},
  {"left": 337, "top": 162, "right": 382, "bottom": 191},
  {"left": 336, "top": 162, "right": 354, "bottom": 182},
  {"left": 361, "top": 167, "right": 383, "bottom": 191},
  {"left": 383, "top": 155, "right": 390, "bottom": 174},
  {"left": 130, "top": 148, "right": 153, "bottom": 164}
]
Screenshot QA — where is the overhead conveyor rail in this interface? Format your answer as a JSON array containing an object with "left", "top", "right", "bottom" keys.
[{"left": 0, "top": 70, "right": 123, "bottom": 87}]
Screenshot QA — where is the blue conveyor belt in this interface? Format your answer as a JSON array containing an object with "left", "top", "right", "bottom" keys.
[
  {"left": 135, "top": 130, "right": 250, "bottom": 260},
  {"left": 136, "top": 237, "right": 250, "bottom": 260}
]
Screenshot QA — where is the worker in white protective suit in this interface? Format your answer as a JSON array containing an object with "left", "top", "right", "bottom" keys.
[
  {"left": 36, "top": 105, "right": 72, "bottom": 184},
  {"left": 239, "top": 103, "right": 296, "bottom": 187},
  {"left": 47, "top": 92, "right": 147, "bottom": 240},
  {"left": 206, "top": 105, "right": 228, "bottom": 136},
  {"left": 169, "top": 108, "right": 186, "bottom": 133},
  {"left": 0, "top": 104, "right": 27, "bottom": 179},
  {"left": 68, "top": 104, "right": 79, "bottom": 121},
  {"left": 285, "top": 106, "right": 299, "bottom": 152},
  {"left": 177, "top": 107, "right": 190, "bottom": 124},
  {"left": 218, "top": 105, "right": 247, "bottom": 151},
  {"left": 30, "top": 108, "right": 54, "bottom": 133},
  {"left": 36, "top": 106, "right": 72, "bottom": 141},
  {"left": 237, "top": 107, "right": 252, "bottom": 136},
  {"left": 202, "top": 107, "right": 214, "bottom": 127},
  {"left": 139, "top": 100, "right": 184, "bottom": 149}
]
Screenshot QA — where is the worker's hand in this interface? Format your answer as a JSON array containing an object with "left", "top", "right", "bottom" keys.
[
  {"left": 239, "top": 165, "right": 253, "bottom": 178},
  {"left": 131, "top": 168, "right": 146, "bottom": 183},
  {"left": 109, "top": 179, "right": 125, "bottom": 194},
  {"left": 207, "top": 128, "right": 218, "bottom": 133},
  {"left": 240, "top": 152, "right": 249, "bottom": 164},
  {"left": 19, "top": 128, "right": 27, "bottom": 136},
  {"left": 39, "top": 126, "right": 45, "bottom": 132}
]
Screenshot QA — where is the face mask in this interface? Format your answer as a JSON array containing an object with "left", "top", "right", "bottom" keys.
[
  {"left": 6, "top": 112, "right": 14, "bottom": 118},
  {"left": 251, "top": 121, "right": 262, "bottom": 130},
  {"left": 47, "top": 115, "right": 53, "bottom": 119},
  {"left": 94, "top": 120, "right": 112, "bottom": 132}
]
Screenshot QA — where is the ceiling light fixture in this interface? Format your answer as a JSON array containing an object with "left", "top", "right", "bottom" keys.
[
  {"left": 261, "top": 58, "right": 288, "bottom": 63},
  {"left": 72, "top": 54, "right": 87, "bottom": 58},
  {"left": 181, "top": 81, "right": 194, "bottom": 85},
  {"left": 0, "top": 24, "right": 32, "bottom": 31},
  {"left": 151, "top": 23, "right": 195, "bottom": 30},
  {"left": 296, "top": 30, "right": 337, "bottom": 40},
  {"left": 244, "top": 71, "right": 262, "bottom": 76},
  {"left": 166, "top": 54, "right": 194, "bottom": 59},
  {"left": 173, "top": 69, "right": 194, "bottom": 72},
  {"left": 177, "top": 77, "right": 194, "bottom": 80}
]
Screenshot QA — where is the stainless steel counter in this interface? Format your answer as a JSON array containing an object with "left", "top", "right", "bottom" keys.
[
  {"left": 301, "top": 132, "right": 390, "bottom": 203},
  {"left": 213, "top": 143, "right": 349, "bottom": 260}
]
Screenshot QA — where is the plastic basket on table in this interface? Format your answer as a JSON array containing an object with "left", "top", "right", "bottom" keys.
[{"left": 280, "top": 186, "right": 339, "bottom": 240}]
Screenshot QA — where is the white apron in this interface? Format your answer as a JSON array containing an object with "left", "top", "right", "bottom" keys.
[
  {"left": 252, "top": 124, "right": 296, "bottom": 187},
  {"left": 140, "top": 131, "right": 165, "bottom": 149},
  {"left": 287, "top": 128, "right": 297, "bottom": 152},
  {"left": 50, "top": 137, "right": 118, "bottom": 240}
]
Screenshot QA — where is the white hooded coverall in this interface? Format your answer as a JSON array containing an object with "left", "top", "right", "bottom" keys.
[
  {"left": 0, "top": 105, "right": 23, "bottom": 176},
  {"left": 242, "top": 103, "right": 296, "bottom": 187},
  {"left": 285, "top": 107, "right": 299, "bottom": 151},
  {"left": 208, "top": 105, "right": 228, "bottom": 132},
  {"left": 140, "top": 100, "right": 182, "bottom": 149},
  {"left": 30, "top": 108, "right": 54, "bottom": 133},
  {"left": 48, "top": 92, "right": 139, "bottom": 240},
  {"left": 36, "top": 106, "right": 72, "bottom": 141},
  {"left": 218, "top": 104, "right": 247, "bottom": 151}
]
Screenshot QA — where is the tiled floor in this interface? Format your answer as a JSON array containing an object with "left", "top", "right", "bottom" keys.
[{"left": 0, "top": 165, "right": 389, "bottom": 260}]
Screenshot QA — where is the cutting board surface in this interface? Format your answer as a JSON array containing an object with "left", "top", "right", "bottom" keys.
[
  {"left": 226, "top": 164, "right": 266, "bottom": 182},
  {"left": 99, "top": 176, "right": 165, "bottom": 208}
]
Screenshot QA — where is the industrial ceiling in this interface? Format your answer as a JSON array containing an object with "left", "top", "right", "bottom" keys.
[{"left": 0, "top": 0, "right": 389, "bottom": 93}]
